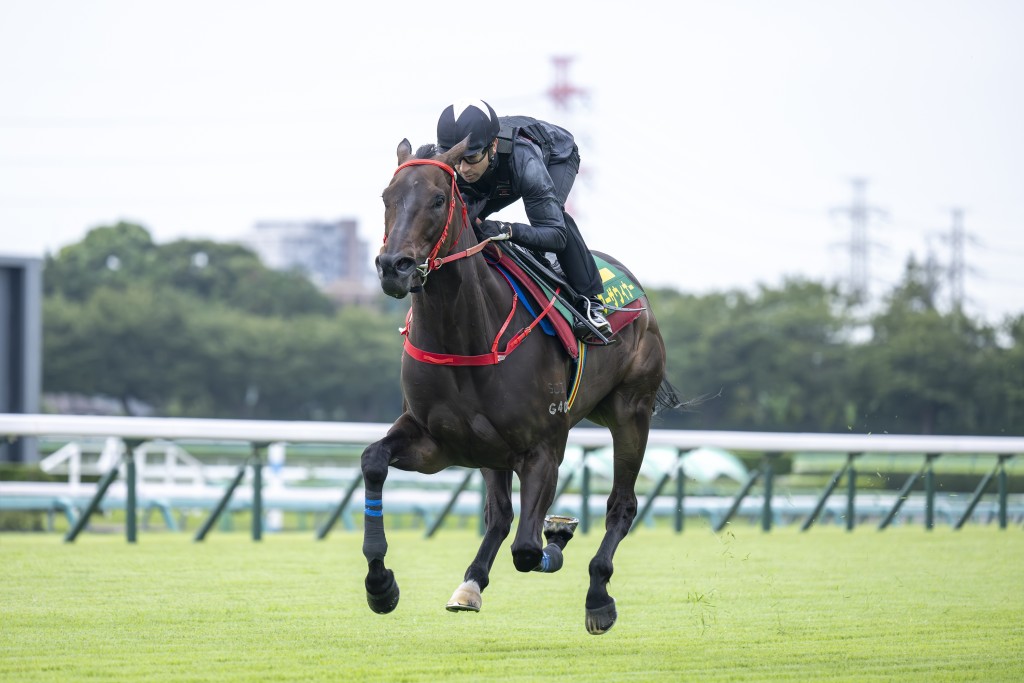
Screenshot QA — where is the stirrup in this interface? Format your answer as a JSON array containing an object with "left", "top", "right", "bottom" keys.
[
  {"left": 585, "top": 298, "right": 613, "bottom": 335},
  {"left": 573, "top": 321, "right": 614, "bottom": 345}
]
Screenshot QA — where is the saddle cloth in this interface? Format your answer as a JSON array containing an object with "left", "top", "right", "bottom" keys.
[{"left": 484, "top": 245, "right": 645, "bottom": 359}]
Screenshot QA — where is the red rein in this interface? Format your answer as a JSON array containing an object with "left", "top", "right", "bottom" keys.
[{"left": 385, "top": 158, "right": 558, "bottom": 366}]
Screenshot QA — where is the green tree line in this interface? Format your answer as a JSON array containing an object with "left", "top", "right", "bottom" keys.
[{"left": 41, "top": 223, "right": 1024, "bottom": 435}]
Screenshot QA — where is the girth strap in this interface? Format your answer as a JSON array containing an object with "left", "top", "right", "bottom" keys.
[{"left": 401, "top": 269, "right": 559, "bottom": 366}]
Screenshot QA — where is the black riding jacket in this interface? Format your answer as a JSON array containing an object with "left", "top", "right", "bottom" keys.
[{"left": 458, "top": 116, "right": 577, "bottom": 253}]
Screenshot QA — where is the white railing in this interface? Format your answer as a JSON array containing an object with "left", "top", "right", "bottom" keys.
[
  {"left": 1, "top": 413, "right": 1021, "bottom": 541},
  {"left": 4, "top": 413, "right": 1024, "bottom": 454}
]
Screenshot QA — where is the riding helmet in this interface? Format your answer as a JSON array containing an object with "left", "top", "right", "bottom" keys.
[{"left": 436, "top": 99, "right": 500, "bottom": 154}]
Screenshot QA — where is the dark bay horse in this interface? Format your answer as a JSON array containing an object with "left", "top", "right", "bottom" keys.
[{"left": 361, "top": 137, "right": 676, "bottom": 635}]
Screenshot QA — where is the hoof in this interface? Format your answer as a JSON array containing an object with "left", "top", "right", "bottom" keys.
[
  {"left": 366, "top": 569, "right": 400, "bottom": 614},
  {"left": 585, "top": 599, "right": 617, "bottom": 635},
  {"left": 446, "top": 580, "right": 482, "bottom": 612},
  {"left": 543, "top": 515, "right": 579, "bottom": 547}
]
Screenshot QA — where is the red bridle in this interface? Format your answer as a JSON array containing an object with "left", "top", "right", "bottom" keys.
[
  {"left": 383, "top": 158, "right": 558, "bottom": 366},
  {"left": 384, "top": 158, "right": 492, "bottom": 281}
]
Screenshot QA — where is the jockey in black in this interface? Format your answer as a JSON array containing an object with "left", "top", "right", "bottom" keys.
[{"left": 435, "top": 99, "right": 612, "bottom": 339}]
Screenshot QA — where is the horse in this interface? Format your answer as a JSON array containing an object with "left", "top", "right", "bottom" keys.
[{"left": 361, "top": 137, "right": 678, "bottom": 635}]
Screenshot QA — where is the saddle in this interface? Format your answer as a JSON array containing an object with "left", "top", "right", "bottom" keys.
[{"left": 483, "top": 244, "right": 645, "bottom": 359}]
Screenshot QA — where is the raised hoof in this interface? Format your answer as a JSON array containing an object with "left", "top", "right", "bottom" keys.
[
  {"left": 543, "top": 515, "right": 579, "bottom": 545},
  {"left": 445, "top": 580, "right": 482, "bottom": 612},
  {"left": 366, "top": 570, "right": 400, "bottom": 614},
  {"left": 585, "top": 599, "right": 617, "bottom": 635}
]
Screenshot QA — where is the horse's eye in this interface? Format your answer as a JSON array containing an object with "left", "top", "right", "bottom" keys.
[{"left": 433, "top": 194, "right": 446, "bottom": 209}]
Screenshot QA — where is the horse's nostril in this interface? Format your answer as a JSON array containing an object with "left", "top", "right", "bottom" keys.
[
  {"left": 393, "top": 257, "right": 416, "bottom": 275},
  {"left": 377, "top": 254, "right": 418, "bottom": 277}
]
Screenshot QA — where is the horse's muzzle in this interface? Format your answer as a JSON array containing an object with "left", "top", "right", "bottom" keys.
[{"left": 376, "top": 253, "right": 420, "bottom": 298}]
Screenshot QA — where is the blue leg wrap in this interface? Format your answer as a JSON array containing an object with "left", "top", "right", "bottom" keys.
[
  {"left": 362, "top": 490, "right": 387, "bottom": 562},
  {"left": 532, "top": 543, "right": 564, "bottom": 573}
]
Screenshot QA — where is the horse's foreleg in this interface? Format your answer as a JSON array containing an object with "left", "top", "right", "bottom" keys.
[
  {"left": 446, "top": 468, "right": 513, "bottom": 612},
  {"left": 510, "top": 447, "right": 561, "bottom": 573},
  {"left": 361, "top": 417, "right": 440, "bottom": 614},
  {"left": 361, "top": 438, "right": 400, "bottom": 614}
]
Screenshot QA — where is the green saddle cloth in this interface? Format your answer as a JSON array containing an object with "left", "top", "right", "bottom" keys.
[{"left": 539, "top": 255, "right": 645, "bottom": 325}]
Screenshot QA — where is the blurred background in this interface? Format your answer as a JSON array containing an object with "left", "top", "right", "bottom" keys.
[{"left": 1, "top": 1, "right": 1022, "bottom": 435}]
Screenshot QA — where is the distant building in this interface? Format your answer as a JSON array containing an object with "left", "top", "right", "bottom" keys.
[{"left": 246, "top": 219, "right": 377, "bottom": 305}]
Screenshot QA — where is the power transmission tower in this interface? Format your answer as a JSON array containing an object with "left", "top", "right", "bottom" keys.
[
  {"left": 547, "top": 56, "right": 588, "bottom": 110},
  {"left": 546, "top": 56, "right": 589, "bottom": 217},
  {"left": 937, "top": 207, "right": 978, "bottom": 313},
  {"left": 922, "top": 237, "right": 943, "bottom": 310},
  {"left": 831, "top": 178, "right": 887, "bottom": 304}
]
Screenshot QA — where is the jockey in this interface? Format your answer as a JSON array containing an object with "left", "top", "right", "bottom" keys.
[{"left": 435, "top": 99, "right": 612, "bottom": 339}]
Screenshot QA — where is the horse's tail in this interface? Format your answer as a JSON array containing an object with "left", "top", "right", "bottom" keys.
[{"left": 652, "top": 377, "right": 720, "bottom": 416}]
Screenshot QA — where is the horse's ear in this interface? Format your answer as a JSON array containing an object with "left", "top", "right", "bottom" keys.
[
  {"left": 437, "top": 136, "right": 470, "bottom": 167},
  {"left": 397, "top": 139, "right": 412, "bottom": 164}
]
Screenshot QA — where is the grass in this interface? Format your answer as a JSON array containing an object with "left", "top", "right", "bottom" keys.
[{"left": 1, "top": 524, "right": 1022, "bottom": 682}]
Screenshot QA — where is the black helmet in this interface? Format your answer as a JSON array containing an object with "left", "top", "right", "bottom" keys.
[{"left": 436, "top": 99, "right": 500, "bottom": 155}]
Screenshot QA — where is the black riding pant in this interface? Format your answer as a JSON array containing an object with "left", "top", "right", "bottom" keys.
[{"left": 548, "top": 148, "right": 603, "bottom": 299}]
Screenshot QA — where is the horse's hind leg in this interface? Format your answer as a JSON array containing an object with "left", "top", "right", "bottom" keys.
[
  {"left": 446, "top": 468, "right": 513, "bottom": 612},
  {"left": 585, "top": 398, "right": 653, "bottom": 635}
]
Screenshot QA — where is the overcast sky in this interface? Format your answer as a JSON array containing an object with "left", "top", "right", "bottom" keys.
[{"left": 2, "top": 1, "right": 1021, "bottom": 322}]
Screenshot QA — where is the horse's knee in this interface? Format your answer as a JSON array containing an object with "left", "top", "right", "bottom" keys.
[
  {"left": 512, "top": 546, "right": 543, "bottom": 573},
  {"left": 361, "top": 442, "right": 389, "bottom": 488}
]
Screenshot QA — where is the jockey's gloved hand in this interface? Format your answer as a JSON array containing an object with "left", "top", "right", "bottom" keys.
[{"left": 478, "top": 220, "right": 513, "bottom": 242}]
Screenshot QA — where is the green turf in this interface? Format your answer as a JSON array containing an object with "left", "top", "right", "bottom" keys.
[{"left": 1, "top": 524, "right": 1022, "bottom": 682}]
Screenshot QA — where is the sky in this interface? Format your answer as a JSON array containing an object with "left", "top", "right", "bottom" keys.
[{"left": 1, "top": 1, "right": 1022, "bottom": 322}]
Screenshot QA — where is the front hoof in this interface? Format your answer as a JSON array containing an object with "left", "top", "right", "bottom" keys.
[
  {"left": 445, "top": 580, "right": 482, "bottom": 612},
  {"left": 585, "top": 599, "right": 617, "bottom": 635},
  {"left": 366, "top": 569, "right": 400, "bottom": 614}
]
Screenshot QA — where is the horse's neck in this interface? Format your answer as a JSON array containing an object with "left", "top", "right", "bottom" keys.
[{"left": 410, "top": 251, "right": 512, "bottom": 353}]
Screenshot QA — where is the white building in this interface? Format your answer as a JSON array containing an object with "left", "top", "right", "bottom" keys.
[{"left": 246, "top": 219, "right": 377, "bottom": 303}]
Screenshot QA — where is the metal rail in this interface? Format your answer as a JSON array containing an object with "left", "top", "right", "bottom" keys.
[{"left": 2, "top": 414, "right": 1022, "bottom": 541}]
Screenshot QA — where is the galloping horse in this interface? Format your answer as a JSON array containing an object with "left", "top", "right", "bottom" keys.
[{"left": 361, "top": 137, "right": 677, "bottom": 635}]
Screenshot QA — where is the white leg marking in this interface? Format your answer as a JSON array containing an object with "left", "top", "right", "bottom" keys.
[{"left": 445, "top": 580, "right": 482, "bottom": 612}]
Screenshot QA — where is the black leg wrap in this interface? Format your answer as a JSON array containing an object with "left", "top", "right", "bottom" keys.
[
  {"left": 365, "top": 567, "right": 400, "bottom": 614},
  {"left": 531, "top": 543, "right": 564, "bottom": 573},
  {"left": 362, "top": 489, "right": 387, "bottom": 562}
]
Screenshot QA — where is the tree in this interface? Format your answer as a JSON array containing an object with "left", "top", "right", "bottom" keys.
[
  {"left": 45, "top": 223, "right": 335, "bottom": 317},
  {"left": 650, "top": 279, "right": 854, "bottom": 431},
  {"left": 849, "top": 258, "right": 999, "bottom": 434},
  {"left": 44, "top": 287, "right": 199, "bottom": 414},
  {"left": 43, "top": 222, "right": 158, "bottom": 301}
]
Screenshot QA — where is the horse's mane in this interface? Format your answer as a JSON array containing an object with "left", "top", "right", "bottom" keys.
[{"left": 414, "top": 144, "right": 438, "bottom": 159}]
